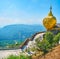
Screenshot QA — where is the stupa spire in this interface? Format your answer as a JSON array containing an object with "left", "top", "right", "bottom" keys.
[
  {"left": 48, "top": 5, "right": 53, "bottom": 16},
  {"left": 50, "top": 5, "right": 52, "bottom": 12}
]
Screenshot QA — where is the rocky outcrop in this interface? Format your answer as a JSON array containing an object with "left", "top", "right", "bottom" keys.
[
  {"left": 20, "top": 38, "right": 31, "bottom": 49},
  {"left": 49, "top": 24, "right": 60, "bottom": 35},
  {"left": 31, "top": 31, "right": 45, "bottom": 41},
  {"left": 20, "top": 31, "right": 45, "bottom": 49}
]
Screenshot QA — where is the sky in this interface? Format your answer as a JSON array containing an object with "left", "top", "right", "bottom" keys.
[{"left": 0, "top": 0, "right": 60, "bottom": 27}]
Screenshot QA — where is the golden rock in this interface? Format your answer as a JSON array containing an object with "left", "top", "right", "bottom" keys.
[{"left": 43, "top": 6, "right": 57, "bottom": 30}]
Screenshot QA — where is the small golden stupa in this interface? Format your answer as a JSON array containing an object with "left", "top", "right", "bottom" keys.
[{"left": 43, "top": 6, "right": 57, "bottom": 30}]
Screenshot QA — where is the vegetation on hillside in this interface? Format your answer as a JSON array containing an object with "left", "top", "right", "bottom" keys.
[
  {"left": 5, "top": 31, "right": 60, "bottom": 59},
  {"left": 36, "top": 32, "right": 60, "bottom": 54},
  {"left": 6, "top": 54, "right": 31, "bottom": 59}
]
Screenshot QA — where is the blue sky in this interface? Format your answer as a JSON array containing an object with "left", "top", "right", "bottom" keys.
[{"left": 0, "top": 0, "right": 60, "bottom": 27}]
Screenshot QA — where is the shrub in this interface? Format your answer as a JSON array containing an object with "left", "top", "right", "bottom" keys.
[
  {"left": 44, "top": 32, "right": 54, "bottom": 47},
  {"left": 53, "top": 33, "right": 60, "bottom": 45},
  {"left": 6, "top": 54, "right": 31, "bottom": 59},
  {"left": 6, "top": 55, "right": 20, "bottom": 59},
  {"left": 37, "top": 39, "right": 51, "bottom": 54}
]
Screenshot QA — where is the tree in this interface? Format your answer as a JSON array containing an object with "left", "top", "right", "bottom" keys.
[
  {"left": 37, "top": 39, "right": 50, "bottom": 54},
  {"left": 53, "top": 33, "right": 60, "bottom": 45},
  {"left": 44, "top": 32, "right": 54, "bottom": 47},
  {"left": 36, "top": 39, "right": 51, "bottom": 59}
]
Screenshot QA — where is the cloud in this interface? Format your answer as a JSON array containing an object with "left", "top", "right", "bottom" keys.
[
  {"left": 0, "top": 17, "right": 42, "bottom": 27},
  {"left": 0, "top": 4, "right": 43, "bottom": 27},
  {"left": 0, "top": 0, "right": 44, "bottom": 27}
]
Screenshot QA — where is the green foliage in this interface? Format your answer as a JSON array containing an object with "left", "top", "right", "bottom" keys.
[
  {"left": 37, "top": 39, "right": 51, "bottom": 54},
  {"left": 35, "top": 32, "right": 55, "bottom": 54},
  {"left": 44, "top": 32, "right": 54, "bottom": 46},
  {"left": 6, "top": 55, "right": 20, "bottom": 59},
  {"left": 31, "top": 47, "right": 37, "bottom": 52},
  {"left": 36, "top": 32, "right": 60, "bottom": 54},
  {"left": 35, "top": 37, "right": 41, "bottom": 43},
  {"left": 53, "top": 33, "right": 60, "bottom": 45},
  {"left": 20, "top": 54, "right": 31, "bottom": 59},
  {"left": 6, "top": 54, "right": 31, "bottom": 59},
  {"left": 44, "top": 32, "right": 54, "bottom": 43}
]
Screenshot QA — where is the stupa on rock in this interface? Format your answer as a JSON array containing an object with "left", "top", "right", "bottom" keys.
[
  {"left": 43, "top": 6, "right": 57, "bottom": 30},
  {"left": 43, "top": 6, "right": 60, "bottom": 34}
]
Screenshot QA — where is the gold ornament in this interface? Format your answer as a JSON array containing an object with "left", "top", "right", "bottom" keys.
[{"left": 43, "top": 6, "right": 57, "bottom": 30}]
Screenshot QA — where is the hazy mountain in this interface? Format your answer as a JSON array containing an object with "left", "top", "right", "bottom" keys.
[{"left": 0, "top": 24, "right": 45, "bottom": 42}]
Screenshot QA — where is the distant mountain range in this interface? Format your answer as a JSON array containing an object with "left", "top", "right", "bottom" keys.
[{"left": 0, "top": 24, "right": 45, "bottom": 42}]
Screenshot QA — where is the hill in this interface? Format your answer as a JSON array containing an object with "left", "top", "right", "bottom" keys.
[
  {"left": 0, "top": 24, "right": 45, "bottom": 47},
  {"left": 0, "top": 24, "right": 45, "bottom": 41},
  {"left": 32, "top": 45, "right": 60, "bottom": 59}
]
